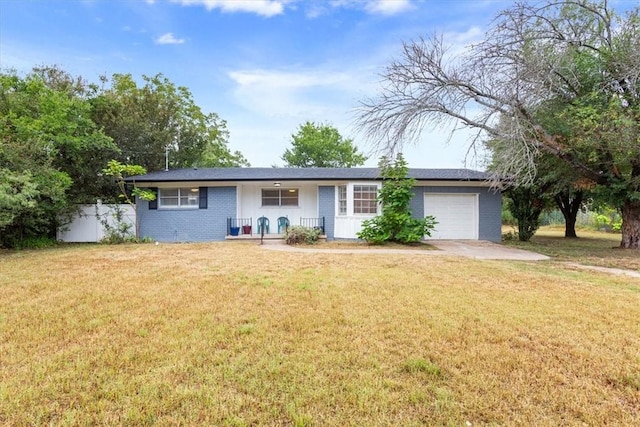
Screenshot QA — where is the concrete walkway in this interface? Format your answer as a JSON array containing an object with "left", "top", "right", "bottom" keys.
[
  {"left": 565, "top": 263, "right": 640, "bottom": 279},
  {"left": 260, "top": 239, "right": 549, "bottom": 261}
]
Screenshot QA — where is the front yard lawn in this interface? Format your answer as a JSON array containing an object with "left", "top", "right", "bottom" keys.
[
  {"left": 1, "top": 241, "right": 639, "bottom": 425},
  {"left": 504, "top": 226, "right": 640, "bottom": 271}
]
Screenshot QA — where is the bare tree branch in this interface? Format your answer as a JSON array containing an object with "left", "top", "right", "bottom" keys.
[{"left": 355, "top": 0, "right": 638, "bottom": 190}]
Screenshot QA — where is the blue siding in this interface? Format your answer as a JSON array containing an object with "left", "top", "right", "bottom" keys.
[
  {"left": 419, "top": 186, "right": 502, "bottom": 242},
  {"left": 409, "top": 187, "right": 423, "bottom": 219},
  {"left": 318, "top": 186, "right": 335, "bottom": 240},
  {"left": 136, "top": 183, "right": 501, "bottom": 243},
  {"left": 138, "top": 187, "right": 236, "bottom": 242},
  {"left": 478, "top": 188, "right": 502, "bottom": 242}
]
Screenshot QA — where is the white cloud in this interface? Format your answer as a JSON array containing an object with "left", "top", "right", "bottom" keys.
[
  {"left": 445, "top": 26, "right": 484, "bottom": 46},
  {"left": 172, "top": 0, "right": 413, "bottom": 18},
  {"left": 223, "top": 67, "right": 359, "bottom": 164},
  {"left": 227, "top": 68, "right": 362, "bottom": 120},
  {"left": 229, "top": 69, "right": 347, "bottom": 89},
  {"left": 174, "top": 0, "right": 285, "bottom": 17},
  {"left": 304, "top": 4, "right": 327, "bottom": 19},
  {"left": 328, "top": 0, "right": 413, "bottom": 16},
  {"left": 364, "top": 0, "right": 413, "bottom": 15},
  {"left": 220, "top": 63, "right": 482, "bottom": 168},
  {"left": 155, "top": 32, "right": 185, "bottom": 44}
]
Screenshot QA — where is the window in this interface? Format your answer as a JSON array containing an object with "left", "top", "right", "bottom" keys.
[
  {"left": 353, "top": 185, "right": 378, "bottom": 214},
  {"left": 159, "top": 187, "right": 199, "bottom": 208},
  {"left": 338, "top": 185, "right": 347, "bottom": 215},
  {"left": 262, "top": 188, "right": 298, "bottom": 207}
]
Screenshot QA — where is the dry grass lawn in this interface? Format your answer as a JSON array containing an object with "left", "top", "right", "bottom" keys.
[
  {"left": 1, "top": 241, "right": 639, "bottom": 426},
  {"left": 505, "top": 226, "right": 640, "bottom": 271}
]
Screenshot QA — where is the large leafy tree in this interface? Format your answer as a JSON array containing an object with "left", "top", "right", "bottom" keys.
[
  {"left": 0, "top": 70, "right": 118, "bottom": 247},
  {"left": 90, "top": 73, "right": 248, "bottom": 172},
  {"left": 357, "top": 1, "right": 640, "bottom": 249},
  {"left": 530, "top": 99, "right": 592, "bottom": 239},
  {"left": 488, "top": 133, "right": 588, "bottom": 240},
  {"left": 282, "top": 121, "right": 367, "bottom": 167}
]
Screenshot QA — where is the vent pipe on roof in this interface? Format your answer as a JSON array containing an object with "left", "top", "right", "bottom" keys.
[{"left": 165, "top": 146, "right": 169, "bottom": 172}]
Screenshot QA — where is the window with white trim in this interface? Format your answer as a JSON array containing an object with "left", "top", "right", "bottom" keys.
[
  {"left": 262, "top": 188, "right": 299, "bottom": 207},
  {"left": 338, "top": 185, "right": 347, "bottom": 215},
  {"left": 159, "top": 187, "right": 199, "bottom": 208},
  {"left": 353, "top": 185, "right": 378, "bottom": 214}
]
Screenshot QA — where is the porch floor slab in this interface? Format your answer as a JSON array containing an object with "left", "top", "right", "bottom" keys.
[
  {"left": 225, "top": 234, "right": 285, "bottom": 241},
  {"left": 225, "top": 234, "right": 327, "bottom": 242}
]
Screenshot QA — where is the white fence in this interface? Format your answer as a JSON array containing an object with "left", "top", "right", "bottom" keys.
[{"left": 57, "top": 203, "right": 136, "bottom": 243}]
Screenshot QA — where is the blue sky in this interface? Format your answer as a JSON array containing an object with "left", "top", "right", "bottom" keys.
[{"left": 1, "top": 0, "right": 545, "bottom": 168}]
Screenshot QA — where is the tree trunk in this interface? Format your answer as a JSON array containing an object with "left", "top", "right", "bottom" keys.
[
  {"left": 564, "top": 213, "right": 578, "bottom": 238},
  {"left": 555, "top": 191, "right": 583, "bottom": 239},
  {"left": 620, "top": 200, "right": 640, "bottom": 249}
]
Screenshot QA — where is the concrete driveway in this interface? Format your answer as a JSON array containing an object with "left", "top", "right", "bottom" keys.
[
  {"left": 261, "top": 239, "right": 549, "bottom": 261},
  {"left": 427, "top": 240, "right": 550, "bottom": 261}
]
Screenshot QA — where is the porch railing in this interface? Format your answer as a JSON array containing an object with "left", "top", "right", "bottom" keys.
[
  {"left": 300, "top": 216, "right": 325, "bottom": 234},
  {"left": 227, "top": 217, "right": 252, "bottom": 236}
]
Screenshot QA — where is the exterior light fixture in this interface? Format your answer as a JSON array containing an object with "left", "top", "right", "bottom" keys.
[{"left": 274, "top": 182, "right": 281, "bottom": 187}]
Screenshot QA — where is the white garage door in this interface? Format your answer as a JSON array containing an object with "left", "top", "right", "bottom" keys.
[{"left": 424, "top": 193, "right": 478, "bottom": 239}]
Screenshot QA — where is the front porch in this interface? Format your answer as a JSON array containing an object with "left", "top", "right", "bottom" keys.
[
  {"left": 226, "top": 216, "right": 325, "bottom": 239},
  {"left": 224, "top": 233, "right": 327, "bottom": 242}
]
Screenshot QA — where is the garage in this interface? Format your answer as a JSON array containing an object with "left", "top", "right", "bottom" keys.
[{"left": 424, "top": 193, "right": 478, "bottom": 240}]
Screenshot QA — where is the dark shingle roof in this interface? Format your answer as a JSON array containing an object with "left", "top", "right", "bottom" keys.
[{"left": 126, "top": 167, "right": 492, "bottom": 183}]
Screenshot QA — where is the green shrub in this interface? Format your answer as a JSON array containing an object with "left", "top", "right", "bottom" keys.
[
  {"left": 591, "top": 208, "right": 622, "bottom": 233},
  {"left": 285, "top": 226, "right": 320, "bottom": 245},
  {"left": 357, "top": 154, "right": 437, "bottom": 244},
  {"left": 100, "top": 235, "right": 154, "bottom": 245},
  {"left": 359, "top": 214, "right": 437, "bottom": 245},
  {"left": 504, "top": 186, "right": 548, "bottom": 242}
]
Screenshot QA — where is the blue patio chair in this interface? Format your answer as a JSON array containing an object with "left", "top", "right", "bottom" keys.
[
  {"left": 277, "top": 216, "right": 289, "bottom": 234},
  {"left": 257, "top": 216, "right": 270, "bottom": 234}
]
